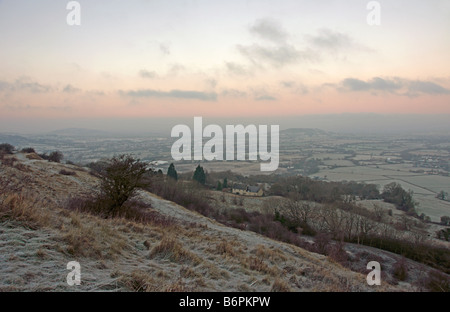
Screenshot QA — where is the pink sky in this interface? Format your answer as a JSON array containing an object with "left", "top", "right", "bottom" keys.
[{"left": 1, "top": 0, "right": 450, "bottom": 132}]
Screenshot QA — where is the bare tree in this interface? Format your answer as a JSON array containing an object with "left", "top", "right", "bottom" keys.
[{"left": 285, "top": 199, "right": 314, "bottom": 225}]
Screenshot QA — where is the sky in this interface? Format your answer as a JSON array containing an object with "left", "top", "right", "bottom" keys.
[{"left": 0, "top": 0, "right": 449, "bottom": 133}]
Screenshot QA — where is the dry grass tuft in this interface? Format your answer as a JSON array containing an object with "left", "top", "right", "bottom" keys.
[
  {"left": 149, "top": 235, "right": 202, "bottom": 265},
  {"left": 0, "top": 193, "right": 51, "bottom": 229},
  {"left": 270, "top": 278, "right": 292, "bottom": 292},
  {"left": 25, "top": 153, "right": 43, "bottom": 160},
  {"left": 120, "top": 270, "right": 158, "bottom": 292},
  {"left": 216, "top": 240, "right": 237, "bottom": 257}
]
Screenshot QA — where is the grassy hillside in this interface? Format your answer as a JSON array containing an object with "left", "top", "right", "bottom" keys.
[{"left": 0, "top": 151, "right": 447, "bottom": 291}]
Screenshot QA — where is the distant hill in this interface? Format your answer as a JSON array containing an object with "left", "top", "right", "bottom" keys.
[
  {"left": 0, "top": 134, "right": 30, "bottom": 146},
  {"left": 48, "top": 128, "right": 110, "bottom": 137},
  {"left": 280, "top": 128, "right": 330, "bottom": 136}
]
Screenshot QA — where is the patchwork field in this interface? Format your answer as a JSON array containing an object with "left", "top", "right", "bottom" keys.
[{"left": 311, "top": 163, "right": 450, "bottom": 222}]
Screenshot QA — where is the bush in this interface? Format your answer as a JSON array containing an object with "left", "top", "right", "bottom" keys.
[
  {"left": 440, "top": 216, "right": 450, "bottom": 226},
  {"left": 424, "top": 270, "right": 450, "bottom": 292},
  {"left": 39, "top": 151, "right": 63, "bottom": 163},
  {"left": 48, "top": 151, "right": 63, "bottom": 163},
  {"left": 392, "top": 257, "right": 408, "bottom": 281},
  {"left": 0, "top": 143, "right": 15, "bottom": 154},
  {"left": 100, "top": 154, "right": 149, "bottom": 213},
  {"left": 381, "top": 182, "right": 417, "bottom": 213},
  {"left": 21, "top": 147, "right": 36, "bottom": 153},
  {"left": 59, "top": 169, "right": 76, "bottom": 176}
]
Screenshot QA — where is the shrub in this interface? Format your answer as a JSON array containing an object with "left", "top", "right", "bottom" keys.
[
  {"left": 21, "top": 147, "right": 36, "bottom": 153},
  {"left": 0, "top": 143, "right": 14, "bottom": 154},
  {"left": 392, "top": 257, "right": 408, "bottom": 281},
  {"left": 424, "top": 270, "right": 450, "bottom": 292},
  {"left": 48, "top": 151, "right": 64, "bottom": 163},
  {"left": 440, "top": 216, "right": 450, "bottom": 226},
  {"left": 59, "top": 169, "right": 76, "bottom": 176},
  {"left": 100, "top": 154, "right": 149, "bottom": 213}
]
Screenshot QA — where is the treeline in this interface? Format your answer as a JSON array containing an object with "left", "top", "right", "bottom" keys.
[{"left": 269, "top": 176, "right": 380, "bottom": 203}]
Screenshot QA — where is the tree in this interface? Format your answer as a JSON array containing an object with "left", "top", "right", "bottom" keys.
[
  {"left": 48, "top": 151, "right": 63, "bottom": 163},
  {"left": 167, "top": 163, "right": 178, "bottom": 181},
  {"left": 441, "top": 216, "right": 450, "bottom": 226},
  {"left": 437, "top": 191, "right": 448, "bottom": 201},
  {"left": 100, "top": 154, "right": 149, "bottom": 213},
  {"left": 217, "top": 181, "right": 223, "bottom": 191},
  {"left": 223, "top": 178, "right": 228, "bottom": 189},
  {"left": 193, "top": 165, "right": 206, "bottom": 185},
  {"left": 381, "top": 182, "right": 416, "bottom": 213}
]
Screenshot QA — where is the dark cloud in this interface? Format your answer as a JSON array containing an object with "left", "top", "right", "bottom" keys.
[
  {"left": 341, "top": 77, "right": 403, "bottom": 92},
  {"left": 339, "top": 77, "right": 449, "bottom": 96},
  {"left": 249, "top": 18, "right": 288, "bottom": 43},
  {"left": 407, "top": 80, "right": 450, "bottom": 95},
  {"left": 120, "top": 89, "right": 217, "bottom": 101}
]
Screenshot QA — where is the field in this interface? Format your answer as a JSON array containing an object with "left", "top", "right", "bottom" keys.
[{"left": 310, "top": 161, "right": 450, "bottom": 222}]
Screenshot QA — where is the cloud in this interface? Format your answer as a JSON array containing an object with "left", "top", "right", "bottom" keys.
[
  {"left": 308, "top": 29, "right": 353, "bottom": 51},
  {"left": 236, "top": 43, "right": 316, "bottom": 67},
  {"left": 15, "top": 77, "right": 52, "bottom": 93},
  {"left": 167, "top": 63, "right": 186, "bottom": 76},
  {"left": 221, "top": 89, "right": 247, "bottom": 98},
  {"left": 0, "top": 81, "right": 9, "bottom": 92},
  {"left": 339, "top": 77, "right": 450, "bottom": 96},
  {"left": 63, "top": 84, "right": 81, "bottom": 93},
  {"left": 280, "top": 81, "right": 309, "bottom": 94},
  {"left": 237, "top": 18, "right": 318, "bottom": 68},
  {"left": 120, "top": 89, "right": 217, "bottom": 101},
  {"left": 139, "top": 69, "right": 157, "bottom": 79},
  {"left": 249, "top": 18, "right": 288, "bottom": 43},
  {"left": 307, "top": 28, "right": 373, "bottom": 54},
  {"left": 407, "top": 80, "right": 450, "bottom": 95},
  {"left": 0, "top": 77, "right": 52, "bottom": 93},
  {"left": 204, "top": 78, "right": 218, "bottom": 89},
  {"left": 159, "top": 42, "right": 171, "bottom": 55},
  {"left": 341, "top": 77, "right": 403, "bottom": 93},
  {"left": 225, "top": 62, "right": 252, "bottom": 76}
]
